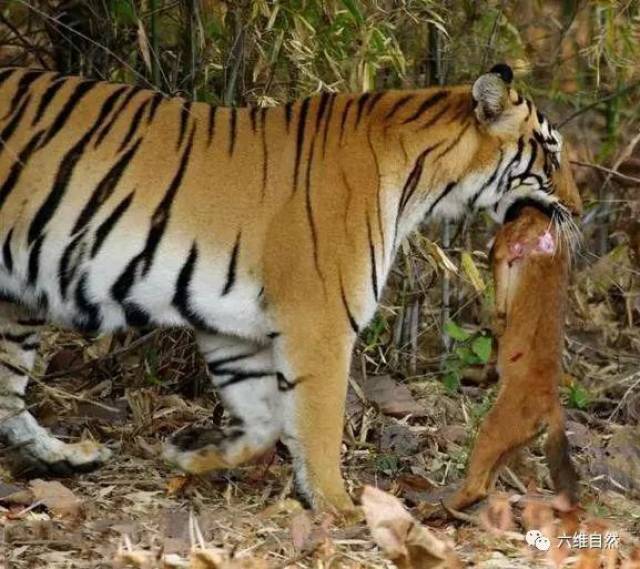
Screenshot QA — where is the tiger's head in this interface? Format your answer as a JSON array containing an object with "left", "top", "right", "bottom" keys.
[{"left": 469, "top": 64, "right": 582, "bottom": 244}]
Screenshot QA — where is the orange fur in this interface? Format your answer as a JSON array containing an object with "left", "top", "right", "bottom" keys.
[{"left": 449, "top": 206, "right": 579, "bottom": 510}]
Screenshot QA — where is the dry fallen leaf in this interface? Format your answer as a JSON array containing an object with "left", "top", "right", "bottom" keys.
[
  {"left": 290, "top": 510, "right": 313, "bottom": 552},
  {"left": 363, "top": 375, "right": 427, "bottom": 418},
  {"left": 362, "top": 485, "right": 461, "bottom": 569},
  {"left": 166, "top": 476, "right": 191, "bottom": 496},
  {"left": 479, "top": 493, "right": 514, "bottom": 533},
  {"left": 29, "top": 479, "right": 83, "bottom": 519}
]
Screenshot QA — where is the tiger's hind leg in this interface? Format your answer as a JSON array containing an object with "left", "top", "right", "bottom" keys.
[
  {"left": 163, "top": 333, "right": 282, "bottom": 473},
  {"left": 0, "top": 301, "right": 111, "bottom": 477}
]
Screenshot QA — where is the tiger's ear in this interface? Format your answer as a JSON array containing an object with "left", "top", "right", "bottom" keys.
[{"left": 472, "top": 64, "right": 512, "bottom": 124}]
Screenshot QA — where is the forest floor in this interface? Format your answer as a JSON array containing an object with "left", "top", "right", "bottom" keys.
[
  {"left": 1, "top": 217, "right": 640, "bottom": 568},
  {"left": 1, "top": 309, "right": 639, "bottom": 567}
]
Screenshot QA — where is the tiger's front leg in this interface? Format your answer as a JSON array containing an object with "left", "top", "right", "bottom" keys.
[
  {"left": 0, "top": 301, "right": 110, "bottom": 476},
  {"left": 163, "top": 333, "right": 282, "bottom": 472},
  {"left": 274, "top": 321, "right": 356, "bottom": 515}
]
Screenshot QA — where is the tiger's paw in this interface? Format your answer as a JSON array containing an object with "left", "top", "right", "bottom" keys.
[
  {"left": 11, "top": 439, "right": 112, "bottom": 478},
  {"left": 163, "top": 425, "right": 249, "bottom": 474}
]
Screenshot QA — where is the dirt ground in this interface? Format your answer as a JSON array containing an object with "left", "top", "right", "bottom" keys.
[{"left": 1, "top": 319, "right": 639, "bottom": 567}]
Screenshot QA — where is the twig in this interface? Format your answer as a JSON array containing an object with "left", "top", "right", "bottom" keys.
[
  {"left": 571, "top": 160, "right": 640, "bottom": 185},
  {"left": 30, "top": 378, "right": 120, "bottom": 413},
  {"left": 13, "top": 0, "right": 160, "bottom": 92},
  {"left": 608, "top": 371, "right": 640, "bottom": 421},
  {"left": 558, "top": 80, "right": 640, "bottom": 128},
  {"left": 0, "top": 12, "right": 50, "bottom": 67},
  {"left": 40, "top": 330, "right": 158, "bottom": 380}
]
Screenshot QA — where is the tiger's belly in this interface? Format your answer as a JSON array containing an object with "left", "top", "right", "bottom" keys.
[{"left": 0, "top": 242, "right": 272, "bottom": 342}]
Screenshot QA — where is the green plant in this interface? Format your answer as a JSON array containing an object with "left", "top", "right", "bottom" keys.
[
  {"left": 441, "top": 320, "right": 492, "bottom": 392},
  {"left": 566, "top": 382, "right": 591, "bottom": 410}
]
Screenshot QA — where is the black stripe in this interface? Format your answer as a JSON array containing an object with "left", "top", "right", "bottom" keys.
[
  {"left": 523, "top": 138, "right": 538, "bottom": 174},
  {"left": 468, "top": 150, "right": 504, "bottom": 207},
  {"left": 32, "top": 76, "right": 67, "bottom": 126},
  {"left": 261, "top": 108, "right": 269, "bottom": 199},
  {"left": 0, "top": 68, "right": 16, "bottom": 88},
  {"left": 292, "top": 98, "right": 310, "bottom": 193},
  {"left": 425, "top": 181, "right": 457, "bottom": 218},
  {"left": 0, "top": 94, "right": 32, "bottom": 155},
  {"left": 73, "top": 274, "right": 101, "bottom": 332},
  {"left": 5, "top": 69, "right": 42, "bottom": 119},
  {"left": 340, "top": 277, "right": 359, "bottom": 334},
  {"left": 94, "top": 86, "right": 142, "bottom": 148},
  {"left": 2, "top": 229, "right": 13, "bottom": 272},
  {"left": 321, "top": 94, "right": 336, "bottom": 157},
  {"left": 366, "top": 214, "right": 378, "bottom": 300},
  {"left": 525, "top": 99, "right": 532, "bottom": 121},
  {"left": 434, "top": 121, "right": 470, "bottom": 160},
  {"left": 21, "top": 342, "right": 40, "bottom": 351},
  {"left": 91, "top": 192, "right": 134, "bottom": 258},
  {"left": 40, "top": 79, "right": 97, "bottom": 148},
  {"left": 122, "top": 303, "right": 151, "bottom": 327},
  {"left": 419, "top": 103, "right": 450, "bottom": 130},
  {"left": 367, "top": 92, "right": 385, "bottom": 114},
  {"left": 305, "top": 137, "right": 322, "bottom": 281},
  {"left": 249, "top": 107, "right": 258, "bottom": 133},
  {"left": 284, "top": 102, "right": 293, "bottom": 132},
  {"left": 72, "top": 138, "right": 142, "bottom": 236},
  {"left": 118, "top": 96, "right": 151, "bottom": 152},
  {"left": 384, "top": 94, "right": 414, "bottom": 121},
  {"left": 277, "top": 372, "right": 297, "bottom": 392},
  {"left": 339, "top": 98, "right": 354, "bottom": 144},
  {"left": 177, "top": 101, "right": 191, "bottom": 149},
  {"left": 206, "top": 352, "right": 254, "bottom": 373},
  {"left": 496, "top": 137, "right": 525, "bottom": 194},
  {"left": 172, "top": 242, "right": 217, "bottom": 332},
  {"left": 217, "top": 370, "right": 273, "bottom": 389},
  {"left": 16, "top": 318, "right": 45, "bottom": 326},
  {"left": 0, "top": 361, "right": 26, "bottom": 376},
  {"left": 207, "top": 106, "right": 217, "bottom": 145},
  {"left": 365, "top": 131, "right": 386, "bottom": 256},
  {"left": 222, "top": 232, "right": 241, "bottom": 295},
  {"left": 402, "top": 91, "right": 448, "bottom": 124},
  {"left": 397, "top": 143, "right": 441, "bottom": 217},
  {"left": 355, "top": 93, "right": 371, "bottom": 128},
  {"left": 0, "top": 130, "right": 45, "bottom": 211},
  {"left": 1, "top": 331, "right": 34, "bottom": 343},
  {"left": 315, "top": 92, "right": 331, "bottom": 134},
  {"left": 28, "top": 87, "right": 124, "bottom": 245},
  {"left": 112, "top": 126, "right": 196, "bottom": 301},
  {"left": 147, "top": 93, "right": 163, "bottom": 124},
  {"left": 27, "top": 235, "right": 44, "bottom": 285},
  {"left": 59, "top": 230, "right": 85, "bottom": 298},
  {"left": 228, "top": 108, "right": 237, "bottom": 156}
]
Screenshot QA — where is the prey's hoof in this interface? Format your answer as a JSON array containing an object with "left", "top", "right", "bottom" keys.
[{"left": 10, "top": 440, "right": 111, "bottom": 479}]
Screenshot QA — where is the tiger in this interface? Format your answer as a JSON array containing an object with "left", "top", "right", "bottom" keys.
[{"left": 0, "top": 63, "right": 581, "bottom": 514}]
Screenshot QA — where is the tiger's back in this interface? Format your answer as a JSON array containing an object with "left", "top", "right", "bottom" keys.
[{"left": 0, "top": 69, "right": 297, "bottom": 337}]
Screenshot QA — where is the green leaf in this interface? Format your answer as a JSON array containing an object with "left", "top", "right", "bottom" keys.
[
  {"left": 443, "top": 370, "right": 460, "bottom": 393},
  {"left": 471, "top": 335, "right": 493, "bottom": 364},
  {"left": 455, "top": 346, "right": 480, "bottom": 366},
  {"left": 341, "top": 0, "right": 364, "bottom": 25},
  {"left": 444, "top": 320, "right": 471, "bottom": 342},
  {"left": 568, "top": 384, "right": 591, "bottom": 410}
]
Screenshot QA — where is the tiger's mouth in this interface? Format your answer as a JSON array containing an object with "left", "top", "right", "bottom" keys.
[{"left": 502, "top": 195, "right": 582, "bottom": 255}]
